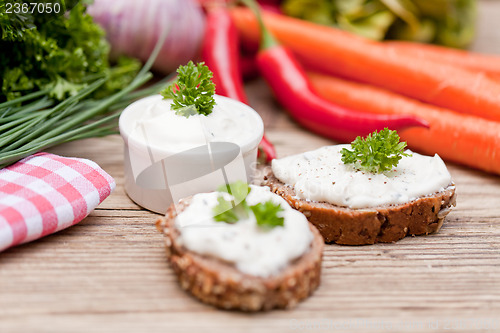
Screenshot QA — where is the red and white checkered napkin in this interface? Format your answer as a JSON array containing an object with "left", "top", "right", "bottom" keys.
[{"left": 0, "top": 152, "right": 115, "bottom": 252}]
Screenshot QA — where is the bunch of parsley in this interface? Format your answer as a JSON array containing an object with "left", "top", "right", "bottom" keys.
[{"left": 0, "top": 0, "right": 172, "bottom": 168}]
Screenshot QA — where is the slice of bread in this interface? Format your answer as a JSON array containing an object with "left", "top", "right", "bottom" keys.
[
  {"left": 155, "top": 198, "right": 324, "bottom": 311},
  {"left": 263, "top": 173, "right": 457, "bottom": 245}
]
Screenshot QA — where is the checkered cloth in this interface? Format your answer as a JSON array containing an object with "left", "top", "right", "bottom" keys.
[{"left": 0, "top": 153, "right": 115, "bottom": 252}]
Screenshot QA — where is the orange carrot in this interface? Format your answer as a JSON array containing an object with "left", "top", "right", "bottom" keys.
[
  {"left": 307, "top": 71, "right": 500, "bottom": 175},
  {"left": 230, "top": 7, "right": 500, "bottom": 122},
  {"left": 384, "top": 41, "right": 500, "bottom": 77}
]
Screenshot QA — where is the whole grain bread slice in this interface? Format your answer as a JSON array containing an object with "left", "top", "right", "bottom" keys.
[
  {"left": 155, "top": 198, "right": 324, "bottom": 311},
  {"left": 263, "top": 173, "right": 457, "bottom": 245}
]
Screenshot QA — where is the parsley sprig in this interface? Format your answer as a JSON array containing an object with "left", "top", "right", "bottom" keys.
[
  {"left": 213, "top": 181, "right": 250, "bottom": 224},
  {"left": 213, "top": 181, "right": 284, "bottom": 229},
  {"left": 250, "top": 201, "right": 284, "bottom": 229},
  {"left": 341, "top": 128, "right": 410, "bottom": 173},
  {"left": 161, "top": 61, "right": 216, "bottom": 117}
]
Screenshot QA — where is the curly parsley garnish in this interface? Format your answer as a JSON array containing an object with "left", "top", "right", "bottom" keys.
[
  {"left": 213, "top": 181, "right": 284, "bottom": 229},
  {"left": 161, "top": 61, "right": 216, "bottom": 117},
  {"left": 341, "top": 128, "right": 410, "bottom": 173}
]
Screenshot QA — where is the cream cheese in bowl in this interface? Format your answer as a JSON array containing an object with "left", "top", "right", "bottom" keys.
[
  {"left": 119, "top": 94, "right": 264, "bottom": 213},
  {"left": 175, "top": 185, "right": 314, "bottom": 277},
  {"left": 272, "top": 145, "right": 453, "bottom": 209}
]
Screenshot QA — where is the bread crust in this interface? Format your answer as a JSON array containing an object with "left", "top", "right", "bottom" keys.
[
  {"left": 155, "top": 199, "right": 324, "bottom": 311},
  {"left": 263, "top": 174, "right": 457, "bottom": 245}
]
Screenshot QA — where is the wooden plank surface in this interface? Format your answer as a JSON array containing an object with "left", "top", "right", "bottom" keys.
[{"left": 1, "top": 2, "right": 500, "bottom": 333}]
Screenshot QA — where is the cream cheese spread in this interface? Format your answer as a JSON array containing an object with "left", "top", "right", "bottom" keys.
[
  {"left": 121, "top": 94, "right": 263, "bottom": 153},
  {"left": 272, "top": 145, "right": 452, "bottom": 209},
  {"left": 174, "top": 185, "right": 314, "bottom": 278}
]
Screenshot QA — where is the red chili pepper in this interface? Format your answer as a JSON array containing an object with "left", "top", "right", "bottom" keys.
[
  {"left": 201, "top": 4, "right": 276, "bottom": 161},
  {"left": 242, "top": 0, "right": 429, "bottom": 143},
  {"left": 201, "top": 5, "right": 249, "bottom": 103}
]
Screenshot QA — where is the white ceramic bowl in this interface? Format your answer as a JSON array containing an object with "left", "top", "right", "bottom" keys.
[{"left": 119, "top": 95, "right": 264, "bottom": 214}]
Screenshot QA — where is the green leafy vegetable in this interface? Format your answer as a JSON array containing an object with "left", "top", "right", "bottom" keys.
[
  {"left": 212, "top": 181, "right": 285, "bottom": 230},
  {"left": 281, "top": 0, "right": 476, "bottom": 48},
  {"left": 341, "top": 128, "right": 410, "bottom": 173},
  {"left": 250, "top": 201, "right": 284, "bottom": 229},
  {"left": 1, "top": 1, "right": 137, "bottom": 102},
  {"left": 0, "top": 1, "right": 174, "bottom": 168},
  {"left": 161, "top": 61, "right": 216, "bottom": 118},
  {"left": 213, "top": 181, "right": 250, "bottom": 223},
  {"left": 0, "top": 0, "right": 35, "bottom": 41},
  {"left": 217, "top": 181, "right": 251, "bottom": 206},
  {"left": 213, "top": 196, "right": 241, "bottom": 224}
]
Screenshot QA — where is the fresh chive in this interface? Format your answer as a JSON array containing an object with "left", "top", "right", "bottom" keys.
[
  {"left": 2, "top": 101, "right": 79, "bottom": 151},
  {"left": 0, "top": 97, "right": 54, "bottom": 122},
  {"left": 0, "top": 112, "right": 44, "bottom": 133},
  {"left": 0, "top": 89, "right": 51, "bottom": 109},
  {"left": 0, "top": 112, "right": 121, "bottom": 167}
]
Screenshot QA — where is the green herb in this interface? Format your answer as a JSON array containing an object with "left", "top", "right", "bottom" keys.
[
  {"left": 250, "top": 201, "right": 284, "bottom": 229},
  {"left": 217, "top": 181, "right": 250, "bottom": 204},
  {"left": 213, "top": 196, "right": 240, "bottom": 223},
  {"left": 212, "top": 181, "right": 285, "bottom": 230},
  {"left": 0, "top": 2, "right": 174, "bottom": 168},
  {"left": 341, "top": 128, "right": 410, "bottom": 173},
  {"left": 161, "top": 61, "right": 216, "bottom": 118},
  {"left": 213, "top": 181, "right": 250, "bottom": 223},
  {"left": 0, "top": 0, "right": 35, "bottom": 41},
  {"left": 1, "top": 1, "right": 137, "bottom": 102}
]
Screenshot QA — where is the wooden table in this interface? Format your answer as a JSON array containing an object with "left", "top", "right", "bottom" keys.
[{"left": 2, "top": 3, "right": 500, "bottom": 333}]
